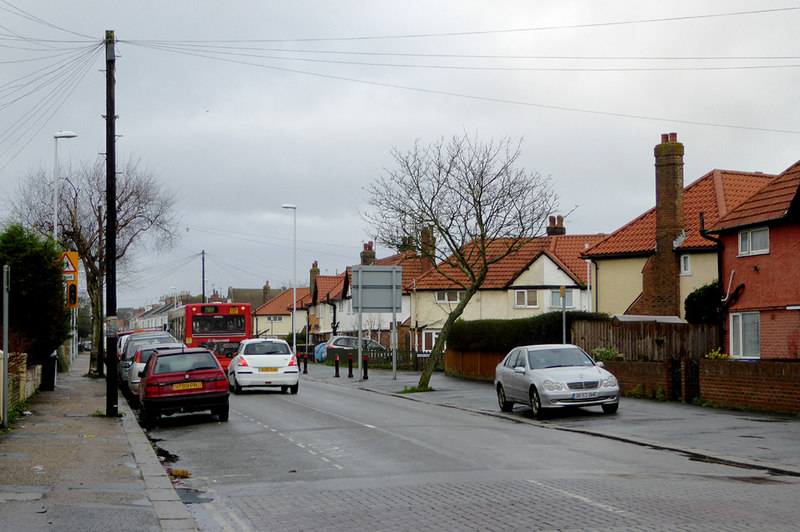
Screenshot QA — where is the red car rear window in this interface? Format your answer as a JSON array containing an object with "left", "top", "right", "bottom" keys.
[{"left": 154, "top": 352, "right": 218, "bottom": 374}]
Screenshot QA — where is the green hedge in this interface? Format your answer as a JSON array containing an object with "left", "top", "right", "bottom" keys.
[{"left": 448, "top": 311, "right": 611, "bottom": 353}]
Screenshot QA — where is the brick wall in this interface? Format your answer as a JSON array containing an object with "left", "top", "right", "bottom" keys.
[
  {"left": 603, "top": 360, "right": 672, "bottom": 397},
  {"left": 700, "top": 359, "right": 800, "bottom": 415},
  {"left": 760, "top": 310, "right": 800, "bottom": 359}
]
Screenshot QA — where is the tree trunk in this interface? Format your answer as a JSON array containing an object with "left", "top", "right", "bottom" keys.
[
  {"left": 417, "top": 283, "right": 480, "bottom": 389},
  {"left": 86, "top": 271, "right": 104, "bottom": 374}
]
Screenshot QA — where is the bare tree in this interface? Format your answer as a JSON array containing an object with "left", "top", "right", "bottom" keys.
[
  {"left": 363, "top": 133, "right": 559, "bottom": 388},
  {"left": 8, "top": 155, "right": 179, "bottom": 372}
]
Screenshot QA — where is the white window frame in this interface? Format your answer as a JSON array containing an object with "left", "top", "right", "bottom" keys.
[
  {"left": 422, "top": 330, "right": 441, "bottom": 352},
  {"left": 738, "top": 227, "right": 769, "bottom": 256},
  {"left": 514, "top": 289, "right": 538, "bottom": 308},
  {"left": 730, "top": 311, "right": 760, "bottom": 359},
  {"left": 435, "top": 290, "right": 464, "bottom": 304},
  {"left": 680, "top": 254, "right": 691, "bottom": 276},
  {"left": 549, "top": 289, "right": 574, "bottom": 308}
]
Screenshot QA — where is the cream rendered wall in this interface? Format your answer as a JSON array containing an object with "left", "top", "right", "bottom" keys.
[
  {"left": 411, "top": 254, "right": 590, "bottom": 331},
  {"left": 592, "top": 256, "right": 648, "bottom": 316},
  {"left": 679, "top": 251, "right": 718, "bottom": 318},
  {"left": 253, "top": 315, "right": 294, "bottom": 338}
]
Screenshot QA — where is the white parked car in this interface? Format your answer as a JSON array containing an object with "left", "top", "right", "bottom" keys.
[
  {"left": 494, "top": 344, "right": 620, "bottom": 419},
  {"left": 227, "top": 338, "right": 299, "bottom": 394}
]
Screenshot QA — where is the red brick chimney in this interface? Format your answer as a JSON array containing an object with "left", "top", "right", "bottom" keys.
[
  {"left": 421, "top": 226, "right": 436, "bottom": 271},
  {"left": 360, "top": 242, "right": 376, "bottom": 265},
  {"left": 309, "top": 261, "right": 320, "bottom": 297},
  {"left": 546, "top": 215, "right": 566, "bottom": 236},
  {"left": 628, "top": 132, "right": 684, "bottom": 316}
]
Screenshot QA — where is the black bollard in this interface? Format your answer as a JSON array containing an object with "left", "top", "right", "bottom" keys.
[
  {"left": 334, "top": 355, "right": 340, "bottom": 378},
  {"left": 303, "top": 353, "right": 308, "bottom": 374},
  {"left": 363, "top": 354, "right": 369, "bottom": 380},
  {"left": 347, "top": 354, "right": 353, "bottom": 378}
]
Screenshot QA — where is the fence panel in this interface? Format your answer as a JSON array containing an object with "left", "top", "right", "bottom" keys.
[{"left": 572, "top": 320, "right": 717, "bottom": 361}]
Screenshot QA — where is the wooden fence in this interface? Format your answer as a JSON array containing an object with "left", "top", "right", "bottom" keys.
[{"left": 571, "top": 320, "right": 718, "bottom": 361}]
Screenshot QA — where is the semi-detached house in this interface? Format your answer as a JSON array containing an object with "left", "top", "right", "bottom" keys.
[
  {"left": 410, "top": 218, "right": 604, "bottom": 352},
  {"left": 707, "top": 160, "right": 800, "bottom": 359},
  {"left": 582, "top": 133, "right": 775, "bottom": 319}
]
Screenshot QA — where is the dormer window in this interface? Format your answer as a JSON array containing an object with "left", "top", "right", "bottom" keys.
[{"left": 739, "top": 227, "right": 769, "bottom": 256}]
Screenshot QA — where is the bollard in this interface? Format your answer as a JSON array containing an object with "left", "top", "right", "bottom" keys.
[
  {"left": 347, "top": 354, "right": 353, "bottom": 378},
  {"left": 363, "top": 354, "right": 369, "bottom": 380},
  {"left": 303, "top": 353, "right": 308, "bottom": 374},
  {"left": 334, "top": 355, "right": 340, "bottom": 378}
]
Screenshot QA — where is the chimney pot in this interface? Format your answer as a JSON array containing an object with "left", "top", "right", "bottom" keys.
[
  {"left": 661, "top": 133, "right": 669, "bottom": 143},
  {"left": 549, "top": 215, "right": 556, "bottom": 226},
  {"left": 669, "top": 132, "right": 677, "bottom": 142}
]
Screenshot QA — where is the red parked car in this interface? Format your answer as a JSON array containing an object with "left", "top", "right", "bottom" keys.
[{"left": 137, "top": 347, "right": 230, "bottom": 428}]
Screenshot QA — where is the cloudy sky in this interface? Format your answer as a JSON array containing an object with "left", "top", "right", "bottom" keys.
[{"left": 2, "top": 1, "right": 799, "bottom": 309}]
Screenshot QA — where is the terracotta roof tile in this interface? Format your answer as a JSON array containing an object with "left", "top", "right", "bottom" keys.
[
  {"left": 314, "top": 274, "right": 346, "bottom": 302},
  {"left": 584, "top": 170, "right": 775, "bottom": 257},
  {"left": 712, "top": 161, "right": 800, "bottom": 230},
  {"left": 254, "top": 287, "right": 310, "bottom": 315},
  {"left": 413, "top": 234, "right": 605, "bottom": 291}
]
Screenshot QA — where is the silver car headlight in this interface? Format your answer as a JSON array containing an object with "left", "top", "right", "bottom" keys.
[
  {"left": 602, "top": 376, "right": 618, "bottom": 387},
  {"left": 542, "top": 380, "right": 564, "bottom": 391}
]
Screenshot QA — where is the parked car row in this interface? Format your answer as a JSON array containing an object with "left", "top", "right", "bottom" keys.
[
  {"left": 120, "top": 333, "right": 301, "bottom": 429},
  {"left": 120, "top": 331, "right": 617, "bottom": 428}
]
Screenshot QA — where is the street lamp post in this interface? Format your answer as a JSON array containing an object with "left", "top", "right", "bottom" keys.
[
  {"left": 281, "top": 204, "right": 297, "bottom": 356},
  {"left": 52, "top": 131, "right": 78, "bottom": 242}
]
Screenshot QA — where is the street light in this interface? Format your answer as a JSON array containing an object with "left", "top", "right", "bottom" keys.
[
  {"left": 281, "top": 204, "right": 297, "bottom": 356},
  {"left": 52, "top": 130, "right": 78, "bottom": 242}
]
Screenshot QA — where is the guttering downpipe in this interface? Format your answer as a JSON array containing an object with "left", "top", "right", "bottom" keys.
[{"left": 699, "top": 212, "right": 725, "bottom": 348}]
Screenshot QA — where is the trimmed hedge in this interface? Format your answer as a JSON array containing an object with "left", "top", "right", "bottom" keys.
[{"left": 448, "top": 311, "right": 611, "bottom": 353}]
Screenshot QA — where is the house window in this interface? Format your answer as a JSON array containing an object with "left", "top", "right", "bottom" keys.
[
  {"left": 435, "top": 290, "right": 464, "bottom": 304},
  {"left": 422, "top": 330, "right": 441, "bottom": 352},
  {"left": 680, "top": 254, "right": 691, "bottom": 275},
  {"left": 550, "top": 289, "right": 573, "bottom": 308},
  {"left": 738, "top": 227, "right": 769, "bottom": 256},
  {"left": 514, "top": 289, "right": 538, "bottom": 308},
  {"left": 266, "top": 315, "right": 283, "bottom": 322},
  {"left": 731, "top": 312, "right": 760, "bottom": 359}
]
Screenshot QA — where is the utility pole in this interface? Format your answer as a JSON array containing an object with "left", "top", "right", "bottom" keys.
[
  {"left": 201, "top": 250, "right": 206, "bottom": 303},
  {"left": 104, "top": 30, "right": 118, "bottom": 417}
]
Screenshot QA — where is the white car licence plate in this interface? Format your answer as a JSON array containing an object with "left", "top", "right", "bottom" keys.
[{"left": 573, "top": 391, "right": 598, "bottom": 399}]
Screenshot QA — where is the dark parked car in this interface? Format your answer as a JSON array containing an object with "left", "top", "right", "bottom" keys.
[
  {"left": 325, "top": 335, "right": 387, "bottom": 362},
  {"left": 137, "top": 347, "right": 229, "bottom": 428}
]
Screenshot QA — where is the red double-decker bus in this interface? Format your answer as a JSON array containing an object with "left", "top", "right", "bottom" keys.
[{"left": 168, "top": 303, "right": 252, "bottom": 370}]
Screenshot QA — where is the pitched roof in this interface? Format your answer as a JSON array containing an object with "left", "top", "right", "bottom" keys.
[
  {"left": 314, "top": 273, "right": 347, "bottom": 302},
  {"left": 413, "top": 234, "right": 605, "bottom": 291},
  {"left": 372, "top": 251, "right": 433, "bottom": 292},
  {"left": 584, "top": 169, "right": 775, "bottom": 257},
  {"left": 711, "top": 160, "right": 800, "bottom": 231},
  {"left": 254, "top": 287, "right": 310, "bottom": 316}
]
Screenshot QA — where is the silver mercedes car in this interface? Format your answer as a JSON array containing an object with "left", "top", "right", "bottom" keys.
[{"left": 494, "top": 344, "right": 619, "bottom": 418}]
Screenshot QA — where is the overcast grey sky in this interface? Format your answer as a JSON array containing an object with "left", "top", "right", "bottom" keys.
[{"left": 2, "top": 1, "right": 799, "bottom": 309}]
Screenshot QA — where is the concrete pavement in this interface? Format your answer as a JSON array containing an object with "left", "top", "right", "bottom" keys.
[
  {"left": 2, "top": 353, "right": 799, "bottom": 532},
  {"left": 0, "top": 352, "right": 195, "bottom": 531}
]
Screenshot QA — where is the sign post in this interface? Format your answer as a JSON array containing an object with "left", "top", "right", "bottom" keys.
[
  {"left": 351, "top": 266, "right": 403, "bottom": 380},
  {"left": 2, "top": 266, "right": 9, "bottom": 427}
]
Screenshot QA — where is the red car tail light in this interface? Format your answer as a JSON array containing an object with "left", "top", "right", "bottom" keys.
[
  {"left": 237, "top": 357, "right": 250, "bottom": 367},
  {"left": 288, "top": 356, "right": 297, "bottom": 367},
  {"left": 133, "top": 351, "right": 141, "bottom": 363},
  {"left": 215, "top": 375, "right": 228, "bottom": 391},
  {"left": 144, "top": 383, "right": 160, "bottom": 397}
]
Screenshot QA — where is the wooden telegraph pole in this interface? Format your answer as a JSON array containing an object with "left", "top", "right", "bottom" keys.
[{"left": 105, "top": 30, "right": 118, "bottom": 417}]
